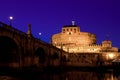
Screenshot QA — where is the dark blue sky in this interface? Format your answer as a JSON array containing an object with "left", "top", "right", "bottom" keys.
[{"left": 0, "top": 0, "right": 120, "bottom": 48}]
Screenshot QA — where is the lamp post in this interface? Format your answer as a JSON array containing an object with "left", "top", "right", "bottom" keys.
[
  {"left": 38, "top": 32, "right": 42, "bottom": 40},
  {"left": 9, "top": 16, "right": 13, "bottom": 26}
]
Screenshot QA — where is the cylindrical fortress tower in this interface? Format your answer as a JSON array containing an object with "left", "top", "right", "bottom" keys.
[{"left": 52, "top": 24, "right": 96, "bottom": 48}]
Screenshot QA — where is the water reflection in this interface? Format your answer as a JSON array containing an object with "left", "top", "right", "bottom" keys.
[
  {"left": 65, "top": 71, "right": 117, "bottom": 80},
  {"left": 0, "top": 70, "right": 120, "bottom": 80},
  {"left": 0, "top": 76, "right": 18, "bottom": 80}
]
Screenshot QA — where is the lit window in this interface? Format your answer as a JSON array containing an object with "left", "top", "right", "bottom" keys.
[
  {"left": 74, "top": 28, "right": 76, "bottom": 33},
  {"left": 67, "top": 29, "right": 69, "bottom": 31}
]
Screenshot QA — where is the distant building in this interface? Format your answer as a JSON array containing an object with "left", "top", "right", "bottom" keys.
[{"left": 52, "top": 21, "right": 118, "bottom": 53}]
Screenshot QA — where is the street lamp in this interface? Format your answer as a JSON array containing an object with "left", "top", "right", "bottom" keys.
[
  {"left": 38, "top": 32, "right": 42, "bottom": 39},
  {"left": 39, "top": 32, "right": 42, "bottom": 35},
  {"left": 9, "top": 16, "right": 13, "bottom": 26}
]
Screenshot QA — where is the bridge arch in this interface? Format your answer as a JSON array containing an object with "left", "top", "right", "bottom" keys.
[
  {"left": 34, "top": 47, "right": 46, "bottom": 64},
  {"left": 0, "top": 36, "right": 19, "bottom": 66},
  {"left": 0, "top": 32, "right": 21, "bottom": 47}
]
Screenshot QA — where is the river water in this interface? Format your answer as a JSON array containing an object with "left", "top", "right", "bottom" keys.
[{"left": 0, "top": 69, "right": 120, "bottom": 80}]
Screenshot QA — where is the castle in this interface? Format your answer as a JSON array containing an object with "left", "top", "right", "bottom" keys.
[
  {"left": 51, "top": 21, "right": 119, "bottom": 66},
  {"left": 52, "top": 21, "right": 118, "bottom": 53}
]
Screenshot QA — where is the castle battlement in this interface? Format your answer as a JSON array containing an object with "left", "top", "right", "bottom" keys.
[{"left": 89, "top": 44, "right": 102, "bottom": 47}]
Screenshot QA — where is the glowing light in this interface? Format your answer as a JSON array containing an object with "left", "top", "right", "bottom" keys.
[
  {"left": 39, "top": 32, "right": 42, "bottom": 35},
  {"left": 67, "top": 32, "right": 69, "bottom": 34},
  {"left": 108, "top": 53, "right": 114, "bottom": 59},
  {"left": 9, "top": 16, "right": 13, "bottom": 20},
  {"left": 9, "top": 16, "right": 13, "bottom": 26}
]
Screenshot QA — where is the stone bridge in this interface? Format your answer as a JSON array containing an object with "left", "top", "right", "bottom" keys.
[{"left": 0, "top": 21, "right": 67, "bottom": 69}]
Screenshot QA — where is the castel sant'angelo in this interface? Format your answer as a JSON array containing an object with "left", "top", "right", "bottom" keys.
[
  {"left": 51, "top": 21, "right": 120, "bottom": 66},
  {"left": 52, "top": 21, "right": 118, "bottom": 53}
]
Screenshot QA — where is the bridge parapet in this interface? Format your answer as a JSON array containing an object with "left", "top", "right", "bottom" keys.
[
  {"left": 0, "top": 21, "right": 27, "bottom": 37},
  {"left": 34, "top": 37, "right": 49, "bottom": 45}
]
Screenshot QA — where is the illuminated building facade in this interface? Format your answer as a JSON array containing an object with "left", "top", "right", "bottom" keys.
[
  {"left": 52, "top": 21, "right": 120, "bottom": 66},
  {"left": 52, "top": 21, "right": 118, "bottom": 53}
]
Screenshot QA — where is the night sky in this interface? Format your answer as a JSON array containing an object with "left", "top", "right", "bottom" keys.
[{"left": 0, "top": 0, "right": 120, "bottom": 48}]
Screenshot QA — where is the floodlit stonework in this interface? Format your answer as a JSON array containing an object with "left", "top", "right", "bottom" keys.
[{"left": 52, "top": 22, "right": 118, "bottom": 53}]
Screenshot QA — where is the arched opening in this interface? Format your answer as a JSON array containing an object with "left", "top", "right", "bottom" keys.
[
  {"left": 35, "top": 47, "right": 46, "bottom": 64},
  {"left": 0, "top": 36, "right": 19, "bottom": 66}
]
